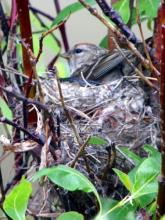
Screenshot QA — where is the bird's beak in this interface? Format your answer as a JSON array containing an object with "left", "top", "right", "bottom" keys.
[{"left": 60, "top": 52, "right": 70, "bottom": 60}]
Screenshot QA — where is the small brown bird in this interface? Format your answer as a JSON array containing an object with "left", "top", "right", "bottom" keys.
[{"left": 61, "top": 43, "right": 140, "bottom": 84}]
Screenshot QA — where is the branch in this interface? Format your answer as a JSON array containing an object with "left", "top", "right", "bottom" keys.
[
  {"left": 0, "top": 2, "right": 10, "bottom": 40},
  {"left": 36, "top": 17, "right": 68, "bottom": 63},
  {"left": 16, "top": 0, "right": 34, "bottom": 79},
  {"left": 1, "top": 86, "right": 48, "bottom": 112},
  {"left": 156, "top": 24, "right": 165, "bottom": 219},
  {"left": 29, "top": 6, "right": 54, "bottom": 21},
  {"left": 53, "top": 0, "right": 69, "bottom": 51},
  {"left": 16, "top": 0, "right": 36, "bottom": 126},
  {"left": 112, "top": 37, "right": 157, "bottom": 90},
  {"left": 135, "top": 1, "right": 154, "bottom": 74},
  {"left": 55, "top": 69, "right": 82, "bottom": 146},
  {"left": 70, "top": 136, "right": 90, "bottom": 168},
  {"left": 95, "top": 0, "right": 138, "bottom": 44},
  {"left": 0, "top": 117, "right": 44, "bottom": 145},
  {"left": 127, "top": 0, "right": 135, "bottom": 28}
]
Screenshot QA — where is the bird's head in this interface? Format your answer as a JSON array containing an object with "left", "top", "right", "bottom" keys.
[{"left": 61, "top": 43, "right": 108, "bottom": 76}]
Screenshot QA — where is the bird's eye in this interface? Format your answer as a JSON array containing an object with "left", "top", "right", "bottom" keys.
[{"left": 74, "top": 48, "right": 83, "bottom": 54}]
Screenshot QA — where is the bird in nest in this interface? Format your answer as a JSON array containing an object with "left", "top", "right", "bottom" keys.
[{"left": 59, "top": 43, "right": 143, "bottom": 85}]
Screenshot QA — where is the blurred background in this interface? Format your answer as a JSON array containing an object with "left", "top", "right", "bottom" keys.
[{"left": 2, "top": 0, "right": 152, "bottom": 48}]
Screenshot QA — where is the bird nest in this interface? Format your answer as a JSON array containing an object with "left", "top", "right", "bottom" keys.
[
  {"left": 42, "top": 74, "right": 159, "bottom": 150},
  {"left": 1, "top": 70, "right": 160, "bottom": 217},
  {"left": 37, "top": 72, "right": 160, "bottom": 196}
]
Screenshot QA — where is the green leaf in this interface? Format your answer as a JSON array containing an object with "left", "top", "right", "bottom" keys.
[
  {"left": 119, "top": 147, "right": 143, "bottom": 166},
  {"left": 99, "top": 36, "right": 108, "bottom": 48},
  {"left": 147, "top": 19, "right": 153, "bottom": 30},
  {"left": 138, "top": 0, "right": 160, "bottom": 19},
  {"left": 136, "top": 193, "right": 156, "bottom": 208},
  {"left": 88, "top": 136, "right": 108, "bottom": 146},
  {"left": 56, "top": 57, "right": 71, "bottom": 78},
  {"left": 51, "top": 0, "right": 96, "bottom": 27},
  {"left": 126, "top": 153, "right": 160, "bottom": 207},
  {"left": 160, "top": 215, "right": 165, "bottom": 220},
  {"left": 32, "top": 165, "right": 102, "bottom": 213},
  {"left": 128, "top": 166, "right": 139, "bottom": 185},
  {"left": 32, "top": 165, "right": 93, "bottom": 192},
  {"left": 57, "top": 211, "right": 84, "bottom": 220},
  {"left": 113, "top": 169, "right": 133, "bottom": 192},
  {"left": 97, "top": 198, "right": 136, "bottom": 220},
  {"left": 130, "top": 8, "right": 149, "bottom": 26},
  {"left": 0, "top": 97, "right": 12, "bottom": 120},
  {"left": 147, "top": 200, "right": 156, "bottom": 214},
  {"left": 143, "top": 144, "right": 159, "bottom": 157},
  {"left": 113, "top": 0, "right": 130, "bottom": 24},
  {"left": 132, "top": 156, "right": 160, "bottom": 197},
  {"left": 0, "top": 97, "right": 13, "bottom": 134},
  {"left": 3, "top": 177, "right": 32, "bottom": 220}
]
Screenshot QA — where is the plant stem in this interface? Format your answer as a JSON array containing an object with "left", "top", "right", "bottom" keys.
[
  {"left": 157, "top": 25, "right": 165, "bottom": 219},
  {"left": 53, "top": 0, "right": 69, "bottom": 51},
  {"left": 16, "top": 0, "right": 34, "bottom": 79}
]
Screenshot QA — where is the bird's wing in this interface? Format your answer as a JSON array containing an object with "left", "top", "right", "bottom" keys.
[{"left": 84, "top": 49, "right": 132, "bottom": 81}]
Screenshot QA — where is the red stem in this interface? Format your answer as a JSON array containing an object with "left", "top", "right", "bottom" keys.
[
  {"left": 16, "top": 0, "right": 34, "bottom": 79},
  {"left": 10, "top": 0, "right": 17, "bottom": 28},
  {"left": 156, "top": 0, "right": 165, "bottom": 211},
  {"left": 53, "top": 0, "right": 69, "bottom": 51},
  {"left": 16, "top": 0, "right": 36, "bottom": 125},
  {"left": 156, "top": 25, "right": 165, "bottom": 219}
]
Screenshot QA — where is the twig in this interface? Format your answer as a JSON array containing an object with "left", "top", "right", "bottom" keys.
[
  {"left": 54, "top": 68, "right": 92, "bottom": 171},
  {"left": 39, "top": 120, "right": 50, "bottom": 170},
  {"left": 1, "top": 85, "right": 61, "bottom": 155},
  {"left": 111, "top": 37, "right": 157, "bottom": 90},
  {"left": 101, "top": 143, "right": 116, "bottom": 179},
  {"left": 70, "top": 136, "right": 90, "bottom": 168},
  {"left": 0, "top": 117, "right": 44, "bottom": 145},
  {"left": 16, "top": 33, "right": 37, "bottom": 127},
  {"left": 0, "top": 2, "right": 10, "bottom": 41},
  {"left": 53, "top": 0, "right": 69, "bottom": 51},
  {"left": 29, "top": 6, "right": 54, "bottom": 21},
  {"left": 56, "top": 115, "right": 61, "bottom": 149},
  {"left": 7, "top": 20, "right": 19, "bottom": 85},
  {"left": 47, "top": 54, "right": 61, "bottom": 70},
  {"left": 0, "top": 49, "right": 8, "bottom": 86},
  {"left": 10, "top": 0, "right": 17, "bottom": 30},
  {"left": 156, "top": 24, "right": 165, "bottom": 219},
  {"left": 36, "top": 17, "right": 69, "bottom": 63},
  {"left": 95, "top": 0, "right": 138, "bottom": 44},
  {"left": 135, "top": 1, "right": 154, "bottom": 73},
  {"left": 18, "top": 37, "right": 45, "bottom": 103},
  {"left": 55, "top": 70, "right": 82, "bottom": 146},
  {"left": 0, "top": 86, "right": 59, "bottom": 157},
  {"left": 78, "top": 0, "right": 160, "bottom": 78},
  {"left": 1, "top": 86, "right": 48, "bottom": 111},
  {"left": 30, "top": 5, "right": 59, "bottom": 43},
  {"left": 0, "top": 167, "right": 5, "bottom": 201},
  {"left": 127, "top": 0, "right": 135, "bottom": 28}
]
